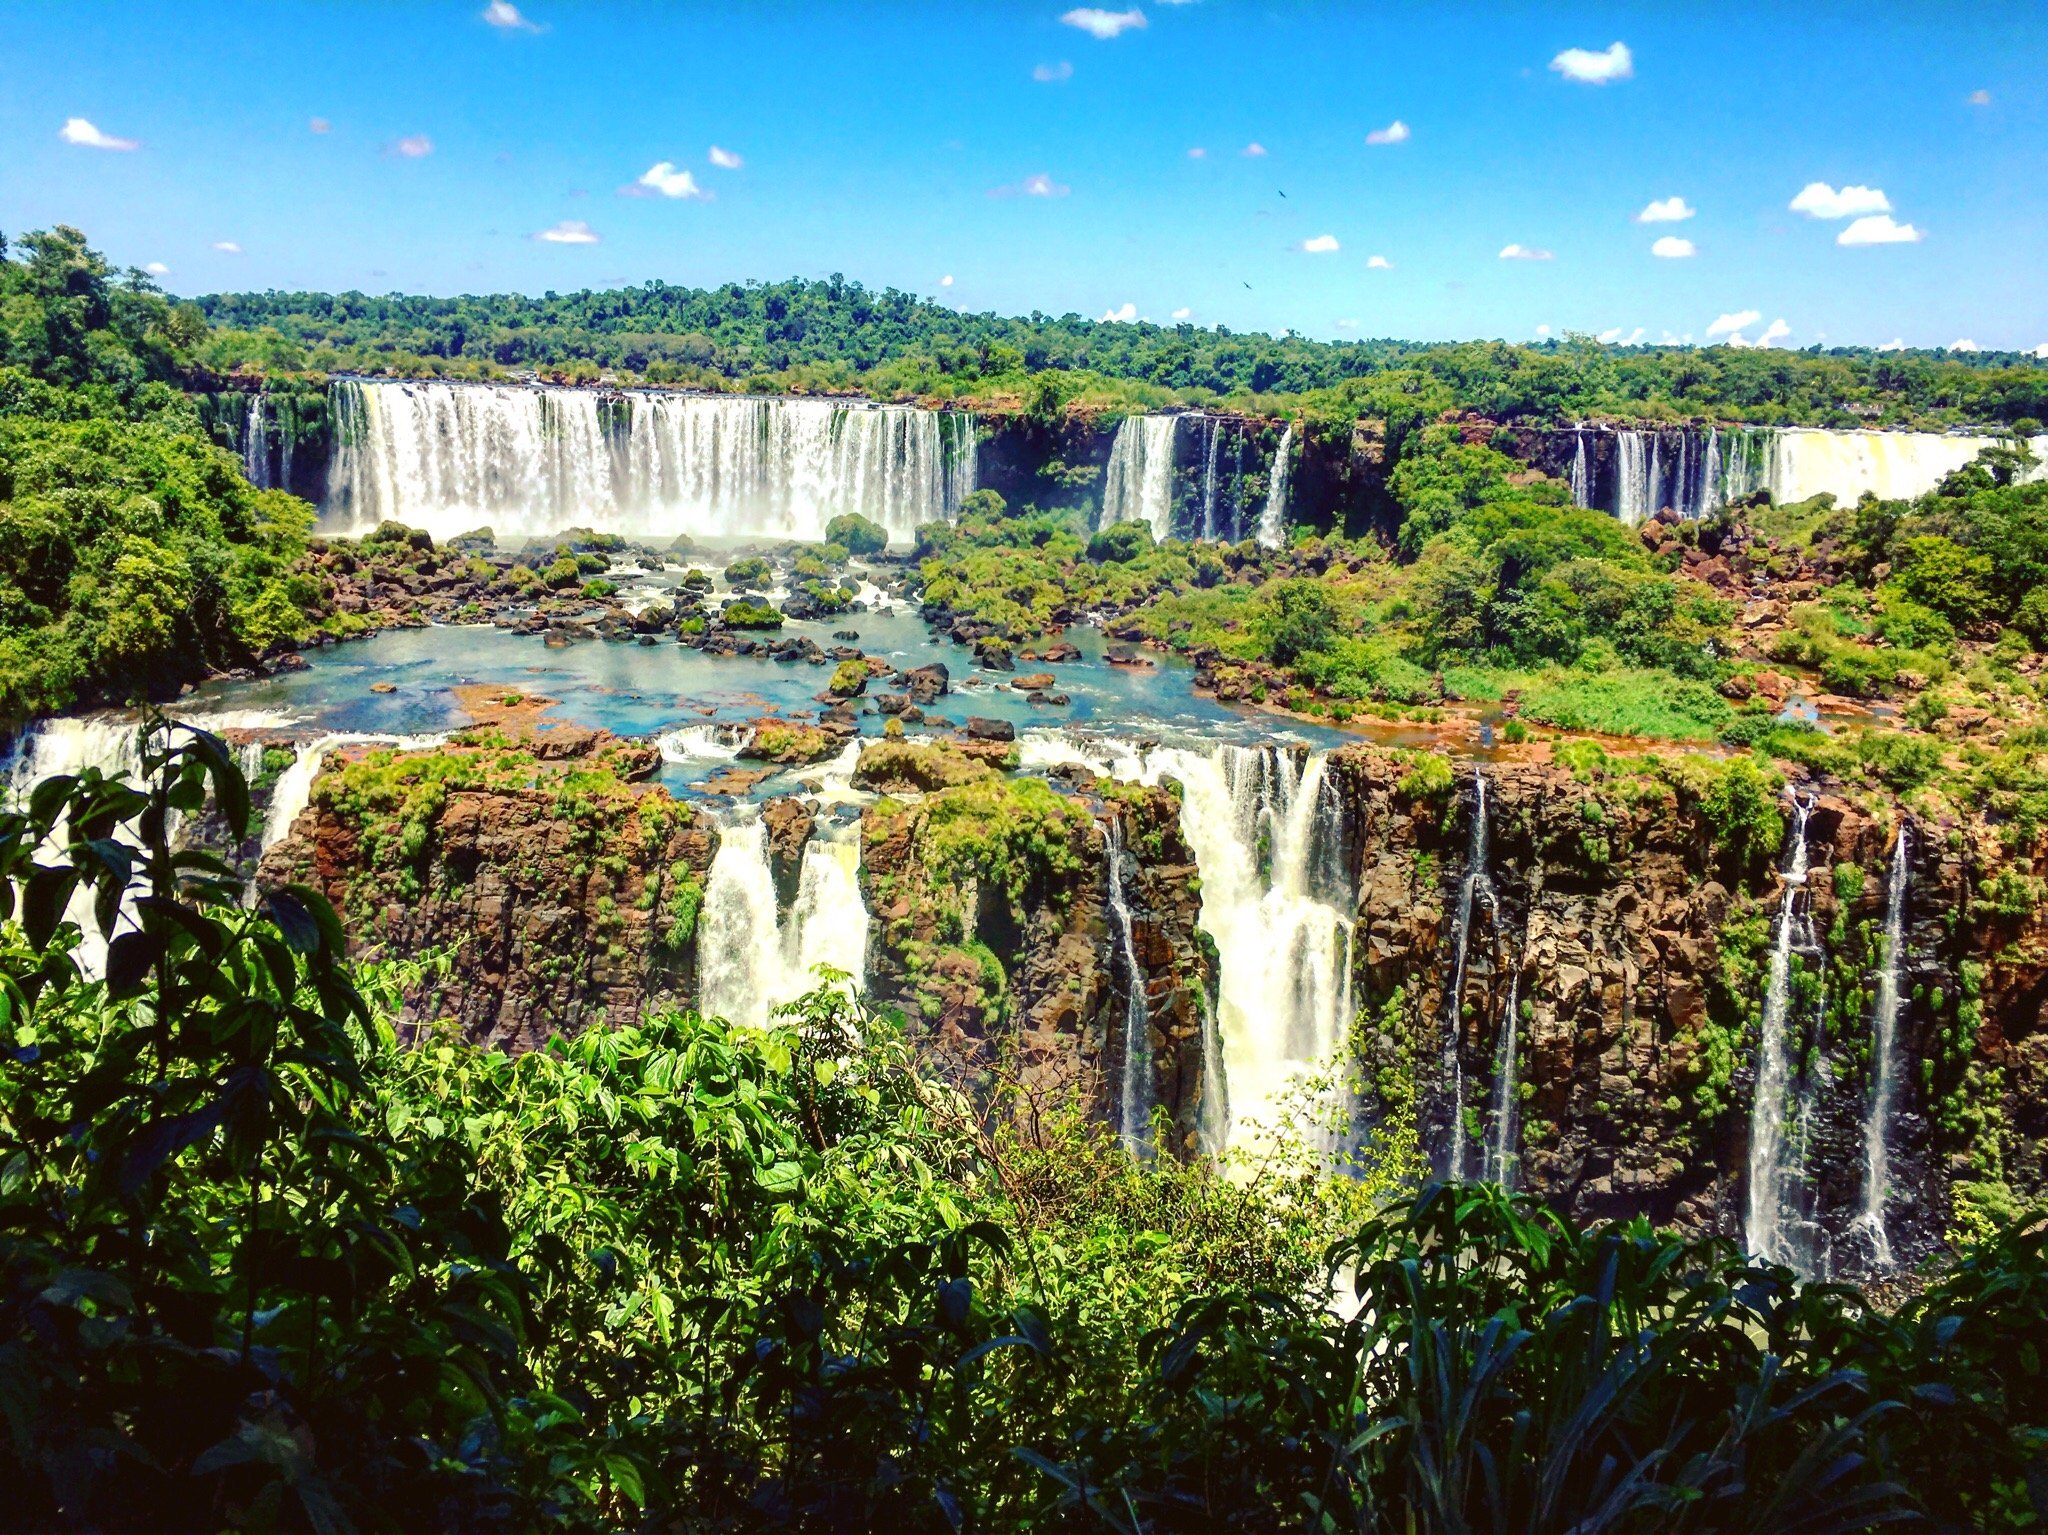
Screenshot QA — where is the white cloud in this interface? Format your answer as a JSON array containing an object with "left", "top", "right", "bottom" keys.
[
  {"left": 707, "top": 145, "right": 743, "bottom": 169},
  {"left": 1061, "top": 7, "right": 1146, "bottom": 39},
  {"left": 1033, "top": 60, "right": 1073, "bottom": 81},
  {"left": 1950, "top": 338, "right": 1980, "bottom": 352},
  {"left": 1598, "top": 326, "right": 1645, "bottom": 345},
  {"left": 1171, "top": 306, "right": 1192, "bottom": 320},
  {"left": 1550, "top": 41, "right": 1632, "bottom": 83},
  {"left": 1706, "top": 309, "right": 1760, "bottom": 337},
  {"left": 1299, "top": 233, "right": 1339, "bottom": 253},
  {"left": 1335, "top": 319, "right": 1359, "bottom": 330},
  {"left": 2032, "top": 343, "right": 2048, "bottom": 359},
  {"left": 1498, "top": 243, "right": 1554, "bottom": 261},
  {"left": 1838, "top": 214, "right": 1923, "bottom": 246},
  {"left": 1186, "top": 146, "right": 1206, "bottom": 159},
  {"left": 1651, "top": 235, "right": 1695, "bottom": 259},
  {"left": 1969, "top": 89, "right": 1992, "bottom": 106},
  {"left": 1366, "top": 119, "right": 1409, "bottom": 145},
  {"left": 59, "top": 117, "right": 140, "bottom": 151},
  {"left": 212, "top": 241, "right": 242, "bottom": 254},
  {"left": 1757, "top": 318, "right": 1791, "bottom": 347},
  {"left": 1241, "top": 141, "right": 1267, "bottom": 157},
  {"left": 1366, "top": 254, "right": 1393, "bottom": 270},
  {"left": 1635, "top": 195, "right": 1694, "bottom": 223},
  {"left": 533, "top": 220, "right": 599, "bottom": 244},
  {"left": 144, "top": 262, "right": 169, "bottom": 275},
  {"left": 1598, "top": 327, "right": 1622, "bottom": 343},
  {"left": 1788, "top": 182, "right": 1890, "bottom": 219},
  {"left": 309, "top": 117, "right": 331, "bottom": 134},
  {"left": 391, "top": 134, "right": 433, "bottom": 158},
  {"left": 988, "top": 172, "right": 1070, "bottom": 198},
  {"left": 631, "top": 162, "right": 711, "bottom": 199},
  {"left": 1535, "top": 324, "right": 1552, "bottom": 338},
  {"left": 1100, "top": 302, "right": 1138, "bottom": 322},
  {"left": 939, "top": 274, "right": 954, "bottom": 287},
  {"left": 482, "top": 1, "right": 540, "bottom": 30},
  {"left": 1876, "top": 338, "right": 1907, "bottom": 352}
]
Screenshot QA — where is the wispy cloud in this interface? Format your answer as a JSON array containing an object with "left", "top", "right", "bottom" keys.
[
  {"left": 1033, "top": 60, "right": 1073, "bottom": 81},
  {"left": 940, "top": 274, "right": 954, "bottom": 287},
  {"left": 1241, "top": 141, "right": 1267, "bottom": 157},
  {"left": 1299, "top": 233, "right": 1339, "bottom": 253},
  {"left": 1876, "top": 338, "right": 1907, "bottom": 352},
  {"left": 1635, "top": 195, "right": 1693, "bottom": 223},
  {"left": 1599, "top": 326, "right": 1646, "bottom": 344},
  {"left": 1968, "top": 89, "right": 1992, "bottom": 106},
  {"left": 1550, "top": 41, "right": 1632, "bottom": 83},
  {"left": 59, "top": 117, "right": 140, "bottom": 151},
  {"left": 988, "top": 172, "right": 1070, "bottom": 198},
  {"left": 1335, "top": 319, "right": 1359, "bottom": 330},
  {"left": 533, "top": 220, "right": 599, "bottom": 244},
  {"left": 1061, "top": 7, "right": 1145, "bottom": 39},
  {"left": 1838, "top": 214, "right": 1922, "bottom": 246},
  {"left": 144, "top": 262, "right": 169, "bottom": 276},
  {"left": 1789, "top": 182, "right": 1889, "bottom": 219},
  {"left": 707, "top": 145, "right": 743, "bottom": 170},
  {"left": 1706, "top": 309, "right": 1760, "bottom": 337},
  {"left": 1171, "top": 306, "right": 1192, "bottom": 320},
  {"left": 212, "top": 241, "right": 243, "bottom": 254},
  {"left": 624, "top": 162, "right": 712, "bottom": 199},
  {"left": 1186, "top": 146, "right": 1206, "bottom": 159},
  {"left": 390, "top": 134, "right": 433, "bottom": 158},
  {"left": 1651, "top": 235, "right": 1695, "bottom": 259},
  {"left": 1101, "top": 302, "right": 1138, "bottom": 322},
  {"left": 1498, "top": 243, "right": 1553, "bottom": 261},
  {"left": 482, "top": 1, "right": 541, "bottom": 30},
  {"left": 309, "top": 117, "right": 331, "bottom": 134},
  {"left": 1365, "top": 119, "right": 1409, "bottom": 145},
  {"left": 1366, "top": 254, "right": 1393, "bottom": 270}
]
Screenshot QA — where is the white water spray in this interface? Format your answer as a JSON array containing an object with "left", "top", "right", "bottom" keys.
[
  {"left": 1858, "top": 823, "right": 1911, "bottom": 1268},
  {"left": 1105, "top": 817, "right": 1155, "bottom": 1157},
  {"left": 1747, "top": 792, "right": 1822, "bottom": 1274},
  {"left": 1101, "top": 414, "right": 1181, "bottom": 541},
  {"left": 698, "top": 812, "right": 869, "bottom": 1031},
  {"left": 1442, "top": 775, "right": 1493, "bottom": 1180},
  {"left": 1256, "top": 422, "right": 1295, "bottom": 549}
]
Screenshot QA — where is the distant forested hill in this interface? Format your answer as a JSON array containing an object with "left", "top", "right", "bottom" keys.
[{"left": 196, "top": 278, "right": 2048, "bottom": 429}]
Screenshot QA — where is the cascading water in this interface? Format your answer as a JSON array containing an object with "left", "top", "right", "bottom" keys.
[
  {"left": 1199, "top": 414, "right": 1226, "bottom": 541},
  {"left": 1485, "top": 951, "right": 1522, "bottom": 1188},
  {"left": 4, "top": 717, "right": 147, "bottom": 976},
  {"left": 1441, "top": 775, "right": 1493, "bottom": 1180},
  {"left": 1101, "top": 414, "right": 1181, "bottom": 540},
  {"left": 325, "top": 378, "right": 975, "bottom": 544},
  {"left": 1580, "top": 424, "right": 2048, "bottom": 522},
  {"left": 1747, "top": 792, "right": 1824, "bottom": 1275},
  {"left": 698, "top": 812, "right": 869, "bottom": 1031},
  {"left": 1256, "top": 422, "right": 1295, "bottom": 549},
  {"left": 243, "top": 394, "right": 271, "bottom": 490},
  {"left": 1104, "top": 818, "right": 1155, "bottom": 1157},
  {"left": 1018, "top": 732, "right": 1353, "bottom": 1158},
  {"left": 1858, "top": 822, "right": 1911, "bottom": 1268},
  {"left": 258, "top": 732, "right": 450, "bottom": 854}
]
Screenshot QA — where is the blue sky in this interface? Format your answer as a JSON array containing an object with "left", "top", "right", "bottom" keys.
[{"left": 4, "top": 1, "right": 2044, "bottom": 350}]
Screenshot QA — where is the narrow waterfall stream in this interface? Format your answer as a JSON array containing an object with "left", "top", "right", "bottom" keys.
[
  {"left": 699, "top": 812, "right": 869, "bottom": 1031},
  {"left": 1105, "top": 817, "right": 1155, "bottom": 1158},
  {"left": 1101, "top": 415, "right": 1181, "bottom": 540},
  {"left": 1858, "top": 823, "right": 1911, "bottom": 1268},
  {"left": 1486, "top": 953, "right": 1522, "bottom": 1188},
  {"left": 1255, "top": 422, "right": 1295, "bottom": 548},
  {"left": 1747, "top": 792, "right": 1823, "bottom": 1274},
  {"left": 1442, "top": 775, "right": 1493, "bottom": 1180},
  {"left": 1568, "top": 427, "right": 1591, "bottom": 507}
]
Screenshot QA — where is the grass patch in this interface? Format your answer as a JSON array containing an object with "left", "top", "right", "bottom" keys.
[{"left": 1518, "top": 668, "right": 1732, "bottom": 742}]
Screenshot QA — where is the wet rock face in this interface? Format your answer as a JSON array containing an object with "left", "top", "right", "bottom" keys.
[
  {"left": 1321, "top": 745, "right": 2048, "bottom": 1274},
  {"left": 259, "top": 742, "right": 715, "bottom": 1054},
  {"left": 859, "top": 775, "right": 1216, "bottom": 1153}
]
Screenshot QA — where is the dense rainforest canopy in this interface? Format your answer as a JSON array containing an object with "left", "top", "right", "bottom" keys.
[{"left": 196, "top": 274, "right": 2048, "bottom": 428}]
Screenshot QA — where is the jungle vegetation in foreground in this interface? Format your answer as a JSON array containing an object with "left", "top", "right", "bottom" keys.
[{"left": 1, "top": 726, "right": 2045, "bottom": 1533}]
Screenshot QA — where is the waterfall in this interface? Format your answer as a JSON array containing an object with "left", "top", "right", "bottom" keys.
[
  {"left": 1486, "top": 951, "right": 1522, "bottom": 1188},
  {"left": 4, "top": 717, "right": 147, "bottom": 977},
  {"left": 1255, "top": 422, "right": 1295, "bottom": 549},
  {"left": 243, "top": 394, "right": 271, "bottom": 489},
  {"left": 1747, "top": 792, "right": 1823, "bottom": 1275},
  {"left": 325, "top": 378, "right": 975, "bottom": 544},
  {"left": 1442, "top": 775, "right": 1493, "bottom": 1180},
  {"left": 1769, "top": 429, "right": 2048, "bottom": 505},
  {"left": 1199, "top": 415, "right": 1226, "bottom": 541},
  {"left": 1021, "top": 732, "right": 1354, "bottom": 1158},
  {"left": 256, "top": 732, "right": 451, "bottom": 855},
  {"left": 1105, "top": 818, "right": 1155, "bottom": 1157},
  {"left": 1858, "top": 823, "right": 1911, "bottom": 1268},
  {"left": 1568, "top": 427, "right": 1591, "bottom": 508},
  {"left": 698, "top": 812, "right": 869, "bottom": 1031},
  {"left": 1101, "top": 414, "right": 1181, "bottom": 540},
  {"left": 1612, "top": 430, "right": 1652, "bottom": 525}
]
